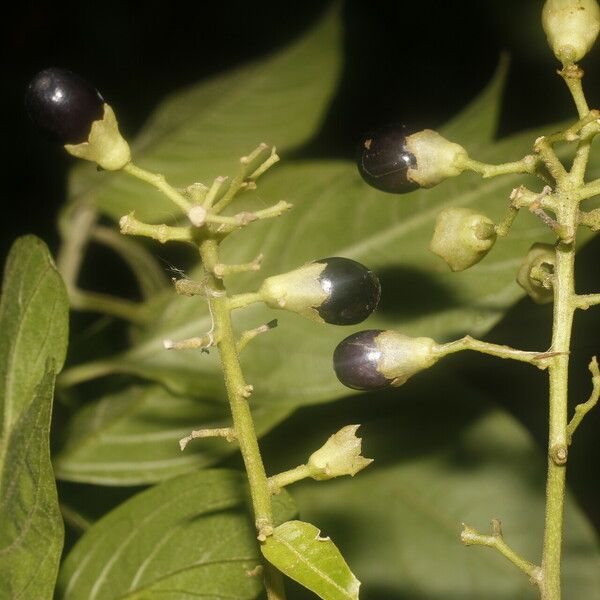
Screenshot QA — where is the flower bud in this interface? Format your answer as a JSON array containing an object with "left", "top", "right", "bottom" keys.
[
  {"left": 429, "top": 207, "right": 497, "bottom": 272},
  {"left": 333, "top": 329, "right": 438, "bottom": 390},
  {"left": 517, "top": 243, "right": 556, "bottom": 304},
  {"left": 542, "top": 0, "right": 600, "bottom": 63},
  {"left": 307, "top": 425, "right": 373, "bottom": 481},
  {"left": 259, "top": 257, "right": 380, "bottom": 325},
  {"left": 25, "top": 67, "right": 131, "bottom": 171},
  {"left": 357, "top": 125, "right": 468, "bottom": 194}
]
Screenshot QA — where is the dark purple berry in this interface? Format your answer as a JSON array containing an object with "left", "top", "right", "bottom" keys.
[
  {"left": 333, "top": 330, "right": 391, "bottom": 391},
  {"left": 26, "top": 68, "right": 104, "bottom": 144},
  {"left": 316, "top": 257, "right": 381, "bottom": 325},
  {"left": 357, "top": 124, "right": 419, "bottom": 194}
]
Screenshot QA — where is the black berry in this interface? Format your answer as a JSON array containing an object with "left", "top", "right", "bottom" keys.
[
  {"left": 333, "top": 330, "right": 391, "bottom": 390},
  {"left": 316, "top": 257, "right": 381, "bottom": 325},
  {"left": 26, "top": 68, "right": 104, "bottom": 144},
  {"left": 357, "top": 124, "right": 419, "bottom": 194}
]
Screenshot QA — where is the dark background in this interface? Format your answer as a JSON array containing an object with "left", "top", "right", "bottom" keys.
[
  {"left": 4, "top": 0, "right": 600, "bottom": 539},
  {"left": 6, "top": 0, "right": 599, "bottom": 262}
]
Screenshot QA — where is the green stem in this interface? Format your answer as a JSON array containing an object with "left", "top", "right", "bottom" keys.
[
  {"left": 540, "top": 200, "right": 577, "bottom": 600},
  {"left": 461, "top": 521, "right": 541, "bottom": 582},
  {"left": 123, "top": 162, "right": 192, "bottom": 213},
  {"left": 69, "top": 289, "right": 150, "bottom": 324},
  {"left": 56, "top": 203, "right": 98, "bottom": 289},
  {"left": 435, "top": 336, "right": 547, "bottom": 367},
  {"left": 228, "top": 292, "right": 264, "bottom": 311},
  {"left": 198, "top": 238, "right": 285, "bottom": 600},
  {"left": 462, "top": 156, "right": 537, "bottom": 178},
  {"left": 269, "top": 464, "right": 311, "bottom": 493}
]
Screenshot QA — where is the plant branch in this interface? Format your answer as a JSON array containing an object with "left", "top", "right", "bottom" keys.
[
  {"left": 435, "top": 336, "right": 549, "bottom": 368},
  {"left": 268, "top": 465, "right": 312, "bottom": 494},
  {"left": 179, "top": 427, "right": 237, "bottom": 451},
  {"left": 123, "top": 162, "right": 193, "bottom": 213},
  {"left": 462, "top": 155, "right": 538, "bottom": 178},
  {"left": 119, "top": 213, "right": 194, "bottom": 243},
  {"left": 69, "top": 289, "right": 151, "bottom": 324},
  {"left": 566, "top": 357, "right": 600, "bottom": 443},
  {"left": 56, "top": 202, "right": 98, "bottom": 290},
  {"left": 198, "top": 238, "right": 286, "bottom": 599},
  {"left": 573, "top": 293, "right": 600, "bottom": 309},
  {"left": 461, "top": 520, "right": 541, "bottom": 584},
  {"left": 228, "top": 292, "right": 264, "bottom": 311}
]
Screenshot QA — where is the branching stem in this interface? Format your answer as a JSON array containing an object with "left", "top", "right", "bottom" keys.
[
  {"left": 198, "top": 238, "right": 286, "bottom": 599},
  {"left": 461, "top": 520, "right": 541, "bottom": 584},
  {"left": 566, "top": 357, "right": 600, "bottom": 443}
]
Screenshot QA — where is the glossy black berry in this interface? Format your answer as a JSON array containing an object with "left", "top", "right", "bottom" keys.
[
  {"left": 26, "top": 68, "right": 104, "bottom": 144},
  {"left": 333, "top": 330, "right": 391, "bottom": 391},
  {"left": 357, "top": 124, "right": 419, "bottom": 194},
  {"left": 316, "top": 257, "right": 381, "bottom": 325}
]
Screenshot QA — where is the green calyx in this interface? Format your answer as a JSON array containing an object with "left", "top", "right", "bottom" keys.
[
  {"left": 405, "top": 130, "right": 468, "bottom": 188},
  {"left": 64, "top": 103, "right": 131, "bottom": 171},
  {"left": 429, "top": 207, "right": 497, "bottom": 272},
  {"left": 258, "top": 262, "right": 328, "bottom": 322},
  {"left": 376, "top": 330, "right": 438, "bottom": 386}
]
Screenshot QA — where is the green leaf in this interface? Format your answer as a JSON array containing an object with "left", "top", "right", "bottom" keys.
[
  {"left": 0, "top": 236, "right": 69, "bottom": 599},
  {"left": 262, "top": 520, "right": 360, "bottom": 600},
  {"left": 67, "top": 4, "right": 342, "bottom": 223},
  {"left": 60, "top": 66, "right": 598, "bottom": 409},
  {"left": 78, "top": 125, "right": 568, "bottom": 402},
  {"left": 56, "top": 469, "right": 296, "bottom": 599},
  {"left": 284, "top": 383, "right": 600, "bottom": 599},
  {"left": 54, "top": 384, "right": 293, "bottom": 485}
]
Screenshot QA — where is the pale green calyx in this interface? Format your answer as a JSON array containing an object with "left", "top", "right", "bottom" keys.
[
  {"left": 542, "top": 0, "right": 600, "bottom": 63},
  {"left": 377, "top": 330, "right": 439, "bottom": 386},
  {"left": 429, "top": 207, "right": 497, "bottom": 272},
  {"left": 64, "top": 103, "right": 131, "bottom": 171},
  {"left": 307, "top": 425, "right": 373, "bottom": 480},
  {"left": 258, "top": 262, "right": 328, "bottom": 322},
  {"left": 517, "top": 243, "right": 556, "bottom": 304},
  {"left": 405, "top": 130, "right": 468, "bottom": 188}
]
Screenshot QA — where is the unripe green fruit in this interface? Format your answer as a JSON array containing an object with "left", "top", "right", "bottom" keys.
[
  {"left": 429, "top": 207, "right": 497, "bottom": 272},
  {"left": 542, "top": 0, "right": 600, "bottom": 63},
  {"left": 517, "top": 243, "right": 556, "bottom": 304}
]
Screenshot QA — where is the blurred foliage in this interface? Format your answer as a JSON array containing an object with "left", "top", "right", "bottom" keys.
[{"left": 4, "top": 2, "right": 600, "bottom": 599}]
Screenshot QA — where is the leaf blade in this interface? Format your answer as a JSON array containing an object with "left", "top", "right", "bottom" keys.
[
  {"left": 56, "top": 469, "right": 296, "bottom": 599},
  {"left": 0, "top": 236, "right": 69, "bottom": 599},
  {"left": 262, "top": 520, "right": 360, "bottom": 600},
  {"left": 54, "top": 384, "right": 293, "bottom": 485}
]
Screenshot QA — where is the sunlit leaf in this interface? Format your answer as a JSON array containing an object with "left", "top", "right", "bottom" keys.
[
  {"left": 56, "top": 469, "right": 296, "bottom": 599},
  {"left": 0, "top": 236, "right": 69, "bottom": 598},
  {"left": 262, "top": 520, "right": 360, "bottom": 600}
]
